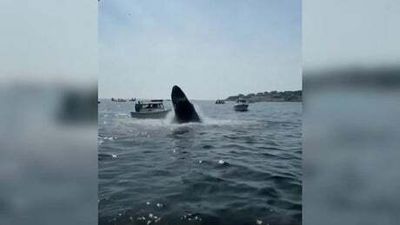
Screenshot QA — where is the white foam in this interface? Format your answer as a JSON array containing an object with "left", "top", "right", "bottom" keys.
[{"left": 115, "top": 104, "right": 250, "bottom": 130}]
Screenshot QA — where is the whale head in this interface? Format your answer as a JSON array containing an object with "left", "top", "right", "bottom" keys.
[{"left": 171, "top": 85, "right": 201, "bottom": 123}]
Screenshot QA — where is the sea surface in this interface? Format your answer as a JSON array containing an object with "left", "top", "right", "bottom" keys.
[
  {"left": 0, "top": 85, "right": 97, "bottom": 225},
  {"left": 303, "top": 88, "right": 400, "bottom": 225},
  {"left": 98, "top": 100, "right": 302, "bottom": 225}
]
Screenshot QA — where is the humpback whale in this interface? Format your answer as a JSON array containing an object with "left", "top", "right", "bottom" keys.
[{"left": 171, "top": 85, "right": 201, "bottom": 123}]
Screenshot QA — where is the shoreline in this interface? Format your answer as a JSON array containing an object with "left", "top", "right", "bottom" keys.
[{"left": 225, "top": 90, "right": 302, "bottom": 103}]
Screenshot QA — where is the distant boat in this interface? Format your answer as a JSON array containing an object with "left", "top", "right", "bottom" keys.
[
  {"left": 111, "top": 98, "right": 127, "bottom": 102},
  {"left": 130, "top": 100, "right": 171, "bottom": 119},
  {"left": 233, "top": 99, "right": 249, "bottom": 111},
  {"left": 215, "top": 99, "right": 225, "bottom": 104}
]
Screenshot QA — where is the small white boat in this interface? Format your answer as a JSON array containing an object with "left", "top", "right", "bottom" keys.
[
  {"left": 233, "top": 99, "right": 249, "bottom": 111},
  {"left": 130, "top": 100, "right": 171, "bottom": 119}
]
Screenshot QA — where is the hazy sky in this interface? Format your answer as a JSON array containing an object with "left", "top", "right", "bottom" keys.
[
  {"left": 1, "top": 0, "right": 398, "bottom": 91},
  {"left": 304, "top": 0, "right": 400, "bottom": 70},
  {"left": 99, "top": 0, "right": 301, "bottom": 99},
  {"left": 0, "top": 0, "right": 97, "bottom": 85}
]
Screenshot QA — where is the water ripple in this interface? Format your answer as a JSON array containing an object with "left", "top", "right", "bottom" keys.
[{"left": 99, "top": 100, "right": 302, "bottom": 225}]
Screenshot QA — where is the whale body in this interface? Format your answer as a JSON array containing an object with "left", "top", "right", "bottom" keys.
[{"left": 171, "top": 85, "right": 201, "bottom": 123}]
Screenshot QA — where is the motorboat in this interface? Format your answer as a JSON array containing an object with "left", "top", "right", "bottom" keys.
[
  {"left": 215, "top": 99, "right": 225, "bottom": 104},
  {"left": 130, "top": 100, "right": 171, "bottom": 119},
  {"left": 233, "top": 99, "right": 249, "bottom": 111}
]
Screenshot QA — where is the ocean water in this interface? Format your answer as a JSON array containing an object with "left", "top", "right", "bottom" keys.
[
  {"left": 0, "top": 85, "right": 97, "bottom": 225},
  {"left": 303, "top": 88, "right": 400, "bottom": 225},
  {"left": 98, "top": 100, "right": 302, "bottom": 225}
]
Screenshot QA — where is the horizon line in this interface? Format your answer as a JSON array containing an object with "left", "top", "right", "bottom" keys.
[{"left": 98, "top": 89, "right": 302, "bottom": 100}]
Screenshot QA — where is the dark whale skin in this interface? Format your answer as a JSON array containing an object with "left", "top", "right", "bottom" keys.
[{"left": 171, "top": 85, "right": 201, "bottom": 123}]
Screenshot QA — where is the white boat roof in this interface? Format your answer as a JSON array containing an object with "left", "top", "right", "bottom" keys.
[{"left": 137, "top": 99, "right": 164, "bottom": 104}]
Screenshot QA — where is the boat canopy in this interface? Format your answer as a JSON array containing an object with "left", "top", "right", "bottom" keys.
[
  {"left": 135, "top": 100, "right": 165, "bottom": 112},
  {"left": 237, "top": 99, "right": 248, "bottom": 103},
  {"left": 137, "top": 99, "right": 163, "bottom": 104}
]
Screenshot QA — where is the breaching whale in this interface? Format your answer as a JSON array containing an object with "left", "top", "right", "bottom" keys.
[{"left": 171, "top": 85, "right": 201, "bottom": 123}]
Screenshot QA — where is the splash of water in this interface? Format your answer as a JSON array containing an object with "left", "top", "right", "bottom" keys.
[{"left": 113, "top": 104, "right": 251, "bottom": 129}]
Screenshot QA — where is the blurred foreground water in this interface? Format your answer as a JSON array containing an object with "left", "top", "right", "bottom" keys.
[
  {"left": 0, "top": 83, "right": 98, "bottom": 225},
  {"left": 303, "top": 0, "right": 400, "bottom": 223},
  {"left": 0, "top": 0, "right": 98, "bottom": 223},
  {"left": 303, "top": 67, "right": 400, "bottom": 225}
]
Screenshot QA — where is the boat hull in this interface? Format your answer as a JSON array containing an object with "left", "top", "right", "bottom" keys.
[
  {"left": 130, "top": 109, "right": 171, "bottom": 119},
  {"left": 234, "top": 104, "right": 249, "bottom": 112}
]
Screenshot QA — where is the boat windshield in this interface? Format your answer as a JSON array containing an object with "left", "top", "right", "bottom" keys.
[
  {"left": 237, "top": 99, "right": 247, "bottom": 103},
  {"left": 143, "top": 103, "right": 163, "bottom": 109}
]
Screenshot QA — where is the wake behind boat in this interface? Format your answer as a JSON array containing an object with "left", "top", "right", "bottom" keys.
[{"left": 130, "top": 99, "right": 171, "bottom": 119}]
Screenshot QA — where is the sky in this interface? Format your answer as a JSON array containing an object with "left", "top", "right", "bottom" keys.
[
  {"left": 304, "top": 0, "right": 400, "bottom": 71},
  {"left": 99, "top": 0, "right": 301, "bottom": 99},
  {"left": 1, "top": 0, "right": 398, "bottom": 92},
  {"left": 0, "top": 0, "right": 97, "bottom": 85}
]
